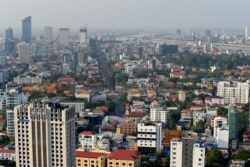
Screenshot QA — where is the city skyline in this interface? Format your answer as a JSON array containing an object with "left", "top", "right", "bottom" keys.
[{"left": 0, "top": 0, "right": 250, "bottom": 32}]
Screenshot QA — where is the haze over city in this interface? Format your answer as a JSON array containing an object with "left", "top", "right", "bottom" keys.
[
  {"left": 1, "top": 0, "right": 250, "bottom": 32},
  {"left": 1, "top": 1, "right": 250, "bottom": 167}
]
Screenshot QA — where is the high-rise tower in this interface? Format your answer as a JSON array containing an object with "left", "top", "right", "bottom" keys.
[
  {"left": 22, "top": 16, "right": 32, "bottom": 43},
  {"left": 5, "top": 27, "right": 14, "bottom": 55},
  {"left": 44, "top": 26, "right": 53, "bottom": 40},
  {"left": 59, "top": 28, "right": 69, "bottom": 46},
  {"left": 80, "top": 27, "right": 87, "bottom": 47},
  {"left": 14, "top": 100, "right": 75, "bottom": 167}
]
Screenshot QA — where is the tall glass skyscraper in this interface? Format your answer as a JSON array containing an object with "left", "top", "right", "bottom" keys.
[
  {"left": 5, "top": 27, "right": 14, "bottom": 55},
  {"left": 22, "top": 16, "right": 31, "bottom": 43}
]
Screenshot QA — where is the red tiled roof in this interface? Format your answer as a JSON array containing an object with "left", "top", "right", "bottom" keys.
[
  {"left": 108, "top": 150, "right": 139, "bottom": 161},
  {"left": 93, "top": 106, "right": 108, "bottom": 113},
  {"left": 0, "top": 149, "right": 15, "bottom": 154},
  {"left": 79, "top": 131, "right": 94, "bottom": 136},
  {"left": 76, "top": 151, "right": 103, "bottom": 158},
  {"left": 243, "top": 131, "right": 250, "bottom": 136}
]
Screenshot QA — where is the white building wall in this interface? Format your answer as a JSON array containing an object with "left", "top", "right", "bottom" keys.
[
  {"left": 137, "top": 122, "right": 162, "bottom": 152},
  {"left": 6, "top": 110, "right": 14, "bottom": 136},
  {"left": 79, "top": 134, "right": 96, "bottom": 150},
  {"left": 217, "top": 81, "right": 249, "bottom": 104},
  {"left": 193, "top": 111, "right": 205, "bottom": 125},
  {"left": 213, "top": 116, "right": 228, "bottom": 138},
  {"left": 193, "top": 144, "right": 205, "bottom": 167},
  {"left": 216, "top": 125, "right": 229, "bottom": 149},
  {"left": 170, "top": 139, "right": 183, "bottom": 167}
]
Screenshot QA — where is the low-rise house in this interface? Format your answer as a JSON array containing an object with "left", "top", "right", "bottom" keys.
[
  {"left": 75, "top": 89, "right": 91, "bottom": 101},
  {"left": 107, "top": 150, "right": 140, "bottom": 167},
  {"left": 127, "top": 89, "right": 141, "bottom": 101},
  {"left": 193, "top": 110, "right": 205, "bottom": 125},
  {"left": 75, "top": 150, "right": 106, "bottom": 167},
  {"left": 0, "top": 149, "right": 15, "bottom": 161},
  {"left": 205, "top": 96, "right": 225, "bottom": 106},
  {"left": 230, "top": 160, "right": 245, "bottom": 167},
  {"left": 78, "top": 131, "right": 96, "bottom": 150},
  {"left": 57, "top": 77, "right": 75, "bottom": 85}
]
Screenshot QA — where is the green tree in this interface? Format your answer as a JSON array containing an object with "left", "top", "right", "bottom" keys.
[
  {"left": 170, "top": 111, "right": 180, "bottom": 124},
  {"left": 232, "top": 150, "right": 250, "bottom": 166},
  {"left": 217, "top": 107, "right": 228, "bottom": 116},
  {"left": 205, "top": 149, "right": 225, "bottom": 167},
  {"left": 0, "top": 135, "right": 10, "bottom": 145},
  {"left": 192, "top": 120, "right": 205, "bottom": 133},
  {"left": 105, "top": 101, "right": 115, "bottom": 112}
]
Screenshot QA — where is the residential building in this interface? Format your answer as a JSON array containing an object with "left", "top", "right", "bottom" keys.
[
  {"left": 217, "top": 81, "right": 249, "bottom": 104},
  {"left": 205, "top": 96, "right": 224, "bottom": 106},
  {"left": 75, "top": 150, "right": 106, "bottom": 167},
  {"left": 14, "top": 100, "right": 75, "bottom": 167},
  {"left": 216, "top": 125, "right": 229, "bottom": 149},
  {"left": 107, "top": 150, "right": 140, "bottom": 167},
  {"left": 13, "top": 75, "right": 42, "bottom": 85},
  {"left": 137, "top": 121, "right": 162, "bottom": 155},
  {"left": 17, "top": 42, "right": 32, "bottom": 64},
  {"left": 78, "top": 131, "right": 96, "bottom": 150},
  {"left": 59, "top": 28, "right": 69, "bottom": 46},
  {"left": 6, "top": 110, "right": 14, "bottom": 136},
  {"left": 0, "top": 148, "right": 15, "bottom": 161},
  {"left": 60, "top": 101, "right": 85, "bottom": 113},
  {"left": 213, "top": 116, "right": 228, "bottom": 138},
  {"left": 57, "top": 77, "right": 75, "bottom": 85},
  {"left": 75, "top": 90, "right": 90, "bottom": 101},
  {"left": 5, "top": 82, "right": 23, "bottom": 109},
  {"left": 193, "top": 110, "right": 205, "bottom": 125},
  {"left": 230, "top": 159, "right": 245, "bottom": 167},
  {"left": 170, "top": 138, "right": 205, "bottom": 167},
  {"left": 116, "top": 122, "right": 136, "bottom": 135},
  {"left": 150, "top": 101, "right": 168, "bottom": 125},
  {"left": 22, "top": 16, "right": 31, "bottom": 43},
  {"left": 178, "top": 90, "right": 186, "bottom": 102}
]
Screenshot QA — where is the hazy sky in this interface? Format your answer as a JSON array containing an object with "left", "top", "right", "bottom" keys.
[{"left": 1, "top": 0, "right": 250, "bottom": 31}]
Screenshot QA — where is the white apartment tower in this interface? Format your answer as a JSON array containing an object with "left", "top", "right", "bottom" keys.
[
  {"left": 17, "top": 42, "right": 32, "bottom": 64},
  {"left": 137, "top": 121, "right": 162, "bottom": 155},
  {"left": 170, "top": 138, "right": 205, "bottom": 167},
  {"left": 14, "top": 100, "right": 75, "bottom": 167},
  {"left": 6, "top": 110, "right": 14, "bottom": 136},
  {"left": 150, "top": 104, "right": 168, "bottom": 125},
  {"left": 6, "top": 82, "right": 24, "bottom": 136},
  {"left": 6, "top": 82, "right": 23, "bottom": 109},
  {"left": 59, "top": 28, "right": 69, "bottom": 46},
  {"left": 217, "top": 81, "right": 249, "bottom": 104}
]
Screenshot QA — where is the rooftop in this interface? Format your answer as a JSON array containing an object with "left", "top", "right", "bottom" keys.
[
  {"left": 75, "top": 151, "right": 103, "bottom": 158},
  {"left": 108, "top": 150, "right": 139, "bottom": 161}
]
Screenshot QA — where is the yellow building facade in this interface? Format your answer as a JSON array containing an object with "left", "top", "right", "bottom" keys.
[{"left": 76, "top": 151, "right": 106, "bottom": 167}]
